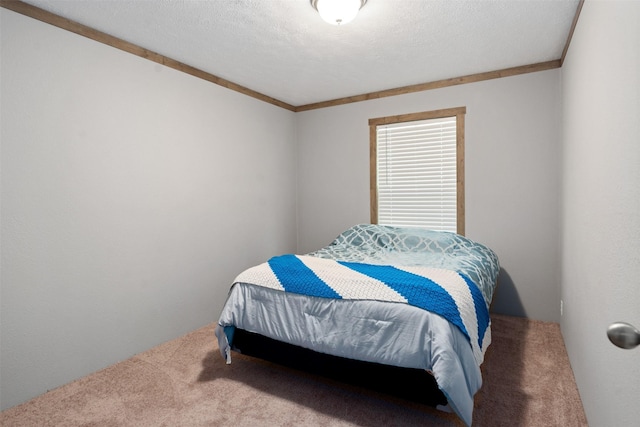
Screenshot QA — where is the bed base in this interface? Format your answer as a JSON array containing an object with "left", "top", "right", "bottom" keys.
[{"left": 231, "top": 328, "right": 447, "bottom": 407}]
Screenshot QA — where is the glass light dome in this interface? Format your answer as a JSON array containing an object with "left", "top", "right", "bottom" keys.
[{"left": 311, "top": 0, "right": 367, "bottom": 25}]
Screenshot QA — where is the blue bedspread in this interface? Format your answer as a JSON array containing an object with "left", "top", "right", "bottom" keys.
[{"left": 236, "top": 253, "right": 490, "bottom": 364}]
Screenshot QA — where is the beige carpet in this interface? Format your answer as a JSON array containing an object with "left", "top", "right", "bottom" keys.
[{"left": 1, "top": 314, "right": 587, "bottom": 426}]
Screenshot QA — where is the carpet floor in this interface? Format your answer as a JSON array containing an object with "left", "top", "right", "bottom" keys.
[{"left": 0, "top": 314, "right": 588, "bottom": 426}]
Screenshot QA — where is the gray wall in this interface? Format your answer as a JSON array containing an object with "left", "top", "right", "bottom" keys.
[
  {"left": 296, "top": 70, "right": 562, "bottom": 322},
  {"left": 1, "top": 9, "right": 297, "bottom": 410},
  {"left": 5, "top": 3, "right": 638, "bottom": 425},
  {"left": 560, "top": 1, "right": 640, "bottom": 426}
]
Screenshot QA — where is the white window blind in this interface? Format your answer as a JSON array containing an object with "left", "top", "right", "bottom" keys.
[{"left": 376, "top": 116, "right": 457, "bottom": 232}]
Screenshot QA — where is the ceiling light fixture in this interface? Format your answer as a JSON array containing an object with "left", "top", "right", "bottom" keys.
[{"left": 311, "top": 0, "right": 367, "bottom": 26}]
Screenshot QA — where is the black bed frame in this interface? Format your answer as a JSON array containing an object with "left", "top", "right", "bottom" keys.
[{"left": 231, "top": 328, "right": 447, "bottom": 408}]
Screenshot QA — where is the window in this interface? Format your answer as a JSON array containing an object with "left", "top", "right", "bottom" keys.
[{"left": 369, "top": 107, "right": 466, "bottom": 235}]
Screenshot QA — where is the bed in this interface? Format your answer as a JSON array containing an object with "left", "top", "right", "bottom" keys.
[{"left": 215, "top": 224, "right": 500, "bottom": 426}]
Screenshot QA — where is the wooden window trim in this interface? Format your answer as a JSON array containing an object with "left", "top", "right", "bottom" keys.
[{"left": 369, "top": 107, "right": 466, "bottom": 235}]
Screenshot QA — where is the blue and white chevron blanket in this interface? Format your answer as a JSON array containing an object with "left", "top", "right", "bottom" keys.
[{"left": 234, "top": 253, "right": 491, "bottom": 365}]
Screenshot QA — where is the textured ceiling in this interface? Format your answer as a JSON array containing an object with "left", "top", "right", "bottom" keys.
[{"left": 18, "top": 0, "right": 581, "bottom": 107}]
